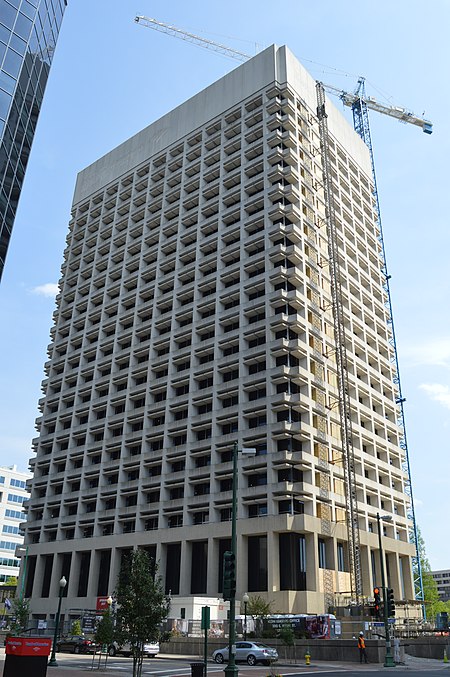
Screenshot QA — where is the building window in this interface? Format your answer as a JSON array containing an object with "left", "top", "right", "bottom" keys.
[
  {"left": 221, "top": 422, "right": 238, "bottom": 435},
  {"left": 168, "top": 484, "right": 184, "bottom": 500},
  {"left": 248, "top": 415, "right": 266, "bottom": 429},
  {"left": 168, "top": 514, "right": 183, "bottom": 528},
  {"left": 247, "top": 473, "right": 267, "bottom": 488},
  {"left": 337, "top": 543, "right": 346, "bottom": 572},
  {"left": 278, "top": 499, "right": 304, "bottom": 515},
  {"left": 279, "top": 533, "right": 306, "bottom": 591},
  {"left": 248, "top": 503, "right": 267, "bottom": 518},
  {"left": 193, "top": 511, "right": 209, "bottom": 524},
  {"left": 165, "top": 543, "right": 181, "bottom": 595},
  {"left": 191, "top": 541, "right": 208, "bottom": 594},
  {"left": 318, "top": 539, "right": 327, "bottom": 569},
  {"left": 10, "top": 479, "right": 26, "bottom": 489},
  {"left": 145, "top": 517, "right": 158, "bottom": 531},
  {"left": 247, "top": 535, "right": 268, "bottom": 592},
  {"left": 220, "top": 508, "right": 232, "bottom": 522}
]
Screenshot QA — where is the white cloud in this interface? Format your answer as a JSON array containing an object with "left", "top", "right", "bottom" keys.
[
  {"left": 30, "top": 283, "right": 59, "bottom": 298},
  {"left": 402, "top": 338, "right": 450, "bottom": 369},
  {"left": 419, "top": 383, "right": 450, "bottom": 410}
]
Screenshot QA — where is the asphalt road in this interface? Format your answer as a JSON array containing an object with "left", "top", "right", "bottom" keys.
[
  {"left": 19, "top": 653, "right": 450, "bottom": 675},
  {"left": 2, "top": 651, "right": 450, "bottom": 675}
]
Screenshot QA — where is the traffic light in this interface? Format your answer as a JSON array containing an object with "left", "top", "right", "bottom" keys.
[
  {"left": 223, "top": 551, "right": 236, "bottom": 601},
  {"left": 373, "top": 587, "right": 381, "bottom": 617},
  {"left": 386, "top": 588, "right": 395, "bottom": 617}
]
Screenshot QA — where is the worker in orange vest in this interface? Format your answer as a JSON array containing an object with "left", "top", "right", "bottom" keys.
[{"left": 358, "top": 631, "right": 368, "bottom": 663}]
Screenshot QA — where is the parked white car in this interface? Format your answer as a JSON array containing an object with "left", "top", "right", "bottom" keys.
[
  {"left": 108, "top": 641, "right": 159, "bottom": 657},
  {"left": 212, "top": 642, "right": 278, "bottom": 666}
]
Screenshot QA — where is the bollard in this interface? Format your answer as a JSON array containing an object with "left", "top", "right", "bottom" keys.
[
  {"left": 444, "top": 648, "right": 448, "bottom": 663},
  {"left": 305, "top": 648, "right": 311, "bottom": 666}
]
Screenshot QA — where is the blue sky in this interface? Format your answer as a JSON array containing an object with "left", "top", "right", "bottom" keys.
[{"left": 0, "top": 0, "right": 448, "bottom": 568}]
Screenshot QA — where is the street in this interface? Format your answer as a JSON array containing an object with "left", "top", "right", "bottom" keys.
[{"left": 1, "top": 652, "right": 448, "bottom": 675}]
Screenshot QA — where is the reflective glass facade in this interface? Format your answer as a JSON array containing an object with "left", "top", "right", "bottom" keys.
[{"left": 0, "top": 0, "right": 67, "bottom": 280}]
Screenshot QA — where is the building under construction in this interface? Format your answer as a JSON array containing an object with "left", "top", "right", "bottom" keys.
[{"left": 22, "top": 45, "right": 421, "bottom": 622}]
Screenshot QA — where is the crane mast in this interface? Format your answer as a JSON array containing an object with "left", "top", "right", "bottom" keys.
[
  {"left": 135, "top": 13, "right": 430, "bottom": 609},
  {"left": 316, "top": 82, "right": 363, "bottom": 602},
  {"left": 350, "top": 77, "right": 426, "bottom": 614}
]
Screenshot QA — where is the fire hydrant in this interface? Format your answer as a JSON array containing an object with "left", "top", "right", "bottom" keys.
[{"left": 305, "top": 649, "right": 311, "bottom": 666}]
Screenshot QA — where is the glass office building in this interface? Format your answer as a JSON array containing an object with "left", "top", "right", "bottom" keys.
[{"left": 0, "top": 0, "right": 67, "bottom": 281}]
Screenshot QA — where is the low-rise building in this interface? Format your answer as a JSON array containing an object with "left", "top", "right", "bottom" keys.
[
  {"left": 431, "top": 570, "right": 450, "bottom": 602},
  {"left": 0, "top": 465, "right": 31, "bottom": 584}
]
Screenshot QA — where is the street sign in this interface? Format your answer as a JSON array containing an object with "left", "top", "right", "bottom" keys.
[
  {"left": 82, "top": 615, "right": 96, "bottom": 632},
  {"left": 96, "top": 597, "right": 110, "bottom": 611},
  {"left": 201, "top": 606, "right": 210, "bottom": 630}
]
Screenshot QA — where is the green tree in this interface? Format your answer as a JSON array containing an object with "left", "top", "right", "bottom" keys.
[
  {"left": 94, "top": 607, "right": 115, "bottom": 668},
  {"left": 278, "top": 625, "right": 295, "bottom": 661},
  {"left": 418, "top": 527, "right": 442, "bottom": 622},
  {"left": 115, "top": 550, "right": 169, "bottom": 677},
  {"left": 10, "top": 597, "right": 30, "bottom": 635},
  {"left": 71, "top": 619, "right": 82, "bottom": 635},
  {"left": 247, "top": 595, "right": 274, "bottom": 637},
  {"left": 95, "top": 607, "right": 114, "bottom": 649},
  {"left": 0, "top": 576, "right": 18, "bottom": 586}
]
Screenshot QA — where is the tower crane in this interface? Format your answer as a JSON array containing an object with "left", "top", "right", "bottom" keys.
[
  {"left": 135, "top": 14, "right": 429, "bottom": 612},
  {"left": 134, "top": 15, "right": 251, "bottom": 62},
  {"left": 135, "top": 16, "right": 432, "bottom": 135}
]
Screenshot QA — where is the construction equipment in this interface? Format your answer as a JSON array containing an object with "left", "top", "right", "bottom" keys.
[
  {"left": 134, "top": 15, "right": 250, "bottom": 62},
  {"left": 345, "top": 77, "right": 426, "bottom": 615},
  {"left": 323, "top": 80, "right": 432, "bottom": 134},
  {"left": 135, "top": 15, "right": 432, "bottom": 135},
  {"left": 134, "top": 13, "right": 430, "bottom": 610},
  {"left": 316, "top": 80, "right": 363, "bottom": 602}
]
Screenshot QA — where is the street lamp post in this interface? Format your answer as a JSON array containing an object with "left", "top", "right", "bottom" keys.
[
  {"left": 225, "top": 441, "right": 239, "bottom": 677},
  {"left": 107, "top": 594, "right": 114, "bottom": 626},
  {"left": 224, "top": 443, "right": 255, "bottom": 677},
  {"left": 242, "top": 593, "right": 249, "bottom": 641},
  {"left": 48, "top": 576, "right": 67, "bottom": 667},
  {"left": 376, "top": 513, "right": 395, "bottom": 668},
  {"left": 16, "top": 546, "right": 29, "bottom": 600}
]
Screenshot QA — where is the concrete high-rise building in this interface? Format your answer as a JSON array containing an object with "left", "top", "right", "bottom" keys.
[
  {"left": 0, "top": 464, "right": 30, "bottom": 583},
  {"left": 0, "top": 0, "right": 68, "bottom": 281},
  {"left": 23, "top": 45, "right": 418, "bottom": 624}
]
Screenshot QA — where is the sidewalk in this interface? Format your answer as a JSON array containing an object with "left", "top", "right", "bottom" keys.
[{"left": 402, "top": 653, "right": 450, "bottom": 671}]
